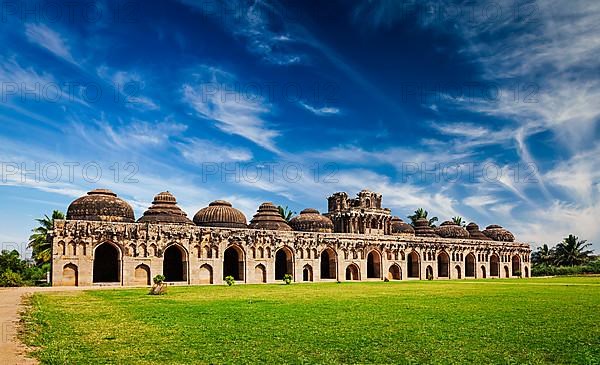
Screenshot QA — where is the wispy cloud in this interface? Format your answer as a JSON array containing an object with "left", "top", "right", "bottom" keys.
[
  {"left": 298, "top": 101, "right": 340, "bottom": 116},
  {"left": 178, "top": 0, "right": 304, "bottom": 65},
  {"left": 24, "top": 23, "right": 76, "bottom": 64},
  {"left": 176, "top": 138, "right": 253, "bottom": 164},
  {"left": 96, "top": 65, "right": 159, "bottom": 111},
  {"left": 181, "top": 65, "right": 281, "bottom": 153}
]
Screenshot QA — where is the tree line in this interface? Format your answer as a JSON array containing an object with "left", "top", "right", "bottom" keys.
[
  {"left": 0, "top": 210, "right": 64, "bottom": 286},
  {"left": 531, "top": 234, "right": 599, "bottom": 276}
]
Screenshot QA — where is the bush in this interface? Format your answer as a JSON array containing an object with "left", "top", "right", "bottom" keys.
[
  {"left": 282, "top": 274, "right": 292, "bottom": 285},
  {"left": 153, "top": 275, "right": 166, "bottom": 285},
  {"left": 0, "top": 269, "right": 25, "bottom": 287},
  {"left": 149, "top": 275, "right": 167, "bottom": 295},
  {"left": 225, "top": 275, "right": 235, "bottom": 286},
  {"left": 532, "top": 263, "right": 600, "bottom": 277}
]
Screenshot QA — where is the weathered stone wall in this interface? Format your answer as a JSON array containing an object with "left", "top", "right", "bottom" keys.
[{"left": 50, "top": 219, "right": 532, "bottom": 287}]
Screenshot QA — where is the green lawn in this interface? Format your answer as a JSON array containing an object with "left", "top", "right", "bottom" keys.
[{"left": 22, "top": 277, "right": 600, "bottom": 364}]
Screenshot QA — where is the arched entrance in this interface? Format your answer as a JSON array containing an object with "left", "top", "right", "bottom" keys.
[
  {"left": 93, "top": 242, "right": 120, "bottom": 283},
  {"left": 303, "top": 264, "right": 313, "bottom": 282},
  {"left": 407, "top": 251, "right": 420, "bottom": 278},
  {"left": 134, "top": 264, "right": 150, "bottom": 285},
  {"left": 320, "top": 248, "right": 337, "bottom": 279},
  {"left": 275, "top": 247, "right": 293, "bottom": 281},
  {"left": 223, "top": 245, "right": 245, "bottom": 281},
  {"left": 426, "top": 265, "right": 433, "bottom": 280},
  {"left": 480, "top": 265, "right": 487, "bottom": 278},
  {"left": 454, "top": 265, "right": 461, "bottom": 279},
  {"left": 524, "top": 266, "right": 529, "bottom": 278},
  {"left": 512, "top": 255, "right": 521, "bottom": 276},
  {"left": 163, "top": 245, "right": 187, "bottom": 282},
  {"left": 437, "top": 252, "right": 450, "bottom": 278},
  {"left": 366, "top": 250, "right": 382, "bottom": 278},
  {"left": 255, "top": 264, "right": 266, "bottom": 283},
  {"left": 465, "top": 253, "right": 476, "bottom": 277},
  {"left": 388, "top": 264, "right": 401, "bottom": 280},
  {"left": 199, "top": 264, "right": 213, "bottom": 284},
  {"left": 345, "top": 264, "right": 360, "bottom": 280},
  {"left": 62, "top": 263, "right": 78, "bottom": 286},
  {"left": 490, "top": 254, "right": 500, "bottom": 277},
  {"left": 504, "top": 265, "right": 510, "bottom": 278}
]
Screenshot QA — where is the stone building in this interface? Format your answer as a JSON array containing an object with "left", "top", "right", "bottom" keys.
[{"left": 50, "top": 189, "right": 531, "bottom": 286}]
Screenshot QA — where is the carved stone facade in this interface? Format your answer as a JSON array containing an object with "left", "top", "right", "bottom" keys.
[
  {"left": 51, "top": 220, "right": 532, "bottom": 287},
  {"left": 326, "top": 190, "right": 393, "bottom": 235}
]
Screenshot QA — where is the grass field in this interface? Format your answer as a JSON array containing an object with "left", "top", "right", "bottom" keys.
[{"left": 21, "top": 277, "right": 600, "bottom": 364}]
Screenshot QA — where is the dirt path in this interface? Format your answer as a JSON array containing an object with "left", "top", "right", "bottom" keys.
[{"left": 0, "top": 287, "right": 38, "bottom": 365}]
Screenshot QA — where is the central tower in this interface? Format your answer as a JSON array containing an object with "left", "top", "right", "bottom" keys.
[{"left": 326, "top": 190, "right": 392, "bottom": 235}]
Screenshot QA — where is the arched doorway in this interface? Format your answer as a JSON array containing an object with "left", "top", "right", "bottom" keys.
[
  {"left": 62, "top": 263, "right": 78, "bottom": 286},
  {"left": 480, "top": 265, "right": 487, "bottom": 278},
  {"left": 454, "top": 265, "right": 461, "bottom": 279},
  {"left": 199, "top": 264, "right": 213, "bottom": 284},
  {"left": 437, "top": 252, "right": 450, "bottom": 278},
  {"left": 490, "top": 254, "right": 500, "bottom": 277},
  {"left": 512, "top": 255, "right": 521, "bottom": 276},
  {"left": 275, "top": 247, "right": 293, "bottom": 281},
  {"left": 223, "top": 245, "right": 245, "bottom": 281},
  {"left": 345, "top": 264, "right": 360, "bottom": 280},
  {"left": 93, "top": 242, "right": 120, "bottom": 283},
  {"left": 504, "top": 265, "right": 510, "bottom": 278},
  {"left": 388, "top": 264, "right": 401, "bottom": 280},
  {"left": 367, "top": 250, "right": 382, "bottom": 278},
  {"left": 303, "top": 265, "right": 313, "bottom": 282},
  {"left": 524, "top": 266, "right": 529, "bottom": 278},
  {"left": 134, "top": 264, "right": 150, "bottom": 285},
  {"left": 163, "top": 245, "right": 187, "bottom": 282},
  {"left": 426, "top": 265, "right": 434, "bottom": 280},
  {"left": 320, "top": 248, "right": 337, "bottom": 279},
  {"left": 255, "top": 264, "right": 266, "bottom": 283},
  {"left": 465, "top": 253, "right": 476, "bottom": 277},
  {"left": 407, "top": 251, "right": 420, "bottom": 278}
]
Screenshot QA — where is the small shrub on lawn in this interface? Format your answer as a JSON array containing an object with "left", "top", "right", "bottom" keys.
[
  {"left": 282, "top": 274, "right": 292, "bottom": 285},
  {"left": 149, "top": 275, "right": 166, "bottom": 295},
  {"left": 225, "top": 275, "right": 235, "bottom": 286}
]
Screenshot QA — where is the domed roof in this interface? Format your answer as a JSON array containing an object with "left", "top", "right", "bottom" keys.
[
  {"left": 413, "top": 218, "right": 438, "bottom": 237},
  {"left": 391, "top": 216, "right": 415, "bottom": 235},
  {"left": 138, "top": 191, "right": 193, "bottom": 225},
  {"left": 193, "top": 200, "right": 247, "bottom": 228},
  {"left": 466, "top": 222, "right": 492, "bottom": 240},
  {"left": 249, "top": 202, "right": 292, "bottom": 231},
  {"left": 482, "top": 224, "right": 515, "bottom": 242},
  {"left": 435, "top": 221, "right": 470, "bottom": 238},
  {"left": 289, "top": 208, "right": 333, "bottom": 232},
  {"left": 67, "top": 189, "right": 134, "bottom": 223}
]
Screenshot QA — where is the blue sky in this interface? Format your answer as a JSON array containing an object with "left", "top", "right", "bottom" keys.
[{"left": 1, "top": 0, "right": 600, "bottom": 254}]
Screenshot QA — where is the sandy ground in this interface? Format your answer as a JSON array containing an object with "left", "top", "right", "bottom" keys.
[
  {"left": 0, "top": 285, "right": 131, "bottom": 365},
  {"left": 0, "top": 287, "right": 39, "bottom": 365}
]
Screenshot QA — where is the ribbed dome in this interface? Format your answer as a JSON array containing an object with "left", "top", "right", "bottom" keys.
[
  {"left": 391, "top": 216, "right": 415, "bottom": 235},
  {"left": 413, "top": 218, "right": 438, "bottom": 237},
  {"left": 435, "top": 221, "right": 470, "bottom": 238},
  {"left": 482, "top": 224, "right": 515, "bottom": 242},
  {"left": 193, "top": 200, "right": 247, "bottom": 228},
  {"left": 466, "top": 222, "right": 492, "bottom": 240},
  {"left": 138, "top": 191, "right": 193, "bottom": 225},
  {"left": 289, "top": 208, "right": 333, "bottom": 232},
  {"left": 67, "top": 189, "right": 134, "bottom": 223},
  {"left": 249, "top": 202, "right": 292, "bottom": 231}
]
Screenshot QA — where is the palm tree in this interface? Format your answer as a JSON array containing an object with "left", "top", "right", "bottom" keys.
[
  {"left": 452, "top": 216, "right": 466, "bottom": 227},
  {"left": 554, "top": 234, "right": 593, "bottom": 266},
  {"left": 531, "top": 244, "right": 555, "bottom": 265},
  {"left": 407, "top": 208, "right": 438, "bottom": 228},
  {"left": 28, "top": 210, "right": 64, "bottom": 265},
  {"left": 277, "top": 206, "right": 295, "bottom": 223}
]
